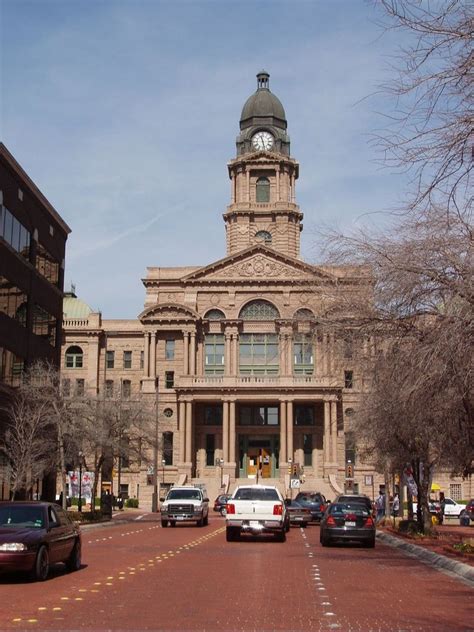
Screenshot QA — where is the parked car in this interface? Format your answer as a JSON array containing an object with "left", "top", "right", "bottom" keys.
[
  {"left": 213, "top": 494, "right": 231, "bottom": 515},
  {"left": 0, "top": 502, "right": 81, "bottom": 581},
  {"left": 294, "top": 492, "right": 327, "bottom": 522},
  {"left": 464, "top": 499, "right": 474, "bottom": 522},
  {"left": 413, "top": 500, "right": 444, "bottom": 524},
  {"left": 441, "top": 497, "right": 466, "bottom": 517},
  {"left": 333, "top": 494, "right": 374, "bottom": 515},
  {"left": 226, "top": 485, "right": 288, "bottom": 542},
  {"left": 320, "top": 501, "right": 376, "bottom": 548},
  {"left": 285, "top": 500, "right": 312, "bottom": 528}
]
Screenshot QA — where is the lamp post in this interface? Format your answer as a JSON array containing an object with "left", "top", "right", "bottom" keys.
[
  {"left": 219, "top": 458, "right": 224, "bottom": 489},
  {"left": 288, "top": 457, "right": 293, "bottom": 500},
  {"left": 162, "top": 459, "right": 166, "bottom": 485},
  {"left": 78, "top": 451, "right": 83, "bottom": 513},
  {"left": 151, "top": 378, "right": 159, "bottom": 513}
]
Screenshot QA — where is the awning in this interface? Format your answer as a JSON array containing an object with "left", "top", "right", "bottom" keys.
[{"left": 431, "top": 483, "right": 441, "bottom": 491}]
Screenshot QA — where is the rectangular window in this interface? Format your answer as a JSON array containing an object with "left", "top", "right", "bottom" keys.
[
  {"left": 0, "top": 207, "right": 30, "bottom": 260},
  {"left": 163, "top": 432, "right": 173, "bottom": 465},
  {"left": 0, "top": 347, "right": 24, "bottom": 387},
  {"left": 239, "top": 333, "right": 279, "bottom": 375},
  {"left": 123, "top": 350, "right": 132, "bottom": 369},
  {"left": 140, "top": 351, "right": 144, "bottom": 370},
  {"left": 119, "top": 436, "right": 130, "bottom": 469},
  {"left": 0, "top": 275, "right": 27, "bottom": 325},
  {"left": 204, "top": 405, "right": 223, "bottom": 425},
  {"left": 165, "top": 371, "right": 174, "bottom": 388},
  {"left": 32, "top": 304, "right": 56, "bottom": 346},
  {"left": 75, "top": 378, "right": 85, "bottom": 397},
  {"left": 122, "top": 379, "right": 131, "bottom": 399},
  {"left": 165, "top": 339, "right": 175, "bottom": 360},
  {"left": 344, "top": 370, "right": 353, "bottom": 389},
  {"left": 293, "top": 334, "right": 314, "bottom": 374},
  {"left": 205, "top": 434, "right": 215, "bottom": 466},
  {"left": 239, "top": 405, "right": 279, "bottom": 426},
  {"left": 106, "top": 351, "right": 115, "bottom": 369},
  {"left": 295, "top": 405, "right": 315, "bottom": 426},
  {"left": 35, "top": 243, "right": 59, "bottom": 286},
  {"left": 105, "top": 379, "right": 114, "bottom": 398},
  {"left": 62, "top": 378, "right": 71, "bottom": 398},
  {"left": 205, "top": 334, "right": 225, "bottom": 374},
  {"left": 449, "top": 483, "right": 462, "bottom": 501},
  {"left": 303, "top": 434, "right": 313, "bottom": 467}
]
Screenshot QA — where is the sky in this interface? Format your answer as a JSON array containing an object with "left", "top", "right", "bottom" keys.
[{"left": 1, "top": 0, "right": 408, "bottom": 318}]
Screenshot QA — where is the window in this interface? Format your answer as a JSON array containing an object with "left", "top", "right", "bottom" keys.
[
  {"left": 0, "top": 347, "right": 24, "bottom": 386},
  {"left": 294, "top": 308, "right": 315, "bottom": 321},
  {"left": 449, "top": 483, "right": 462, "bottom": 501},
  {"left": 165, "top": 340, "right": 175, "bottom": 360},
  {"left": 0, "top": 276, "right": 27, "bottom": 325},
  {"left": 33, "top": 305, "right": 56, "bottom": 346},
  {"left": 204, "top": 405, "right": 223, "bottom": 425},
  {"left": 345, "top": 431, "right": 356, "bottom": 465},
  {"left": 293, "top": 334, "right": 314, "bottom": 374},
  {"left": 303, "top": 434, "right": 313, "bottom": 467},
  {"left": 239, "top": 333, "right": 279, "bottom": 375},
  {"left": 122, "top": 379, "right": 131, "bottom": 399},
  {"left": 119, "top": 435, "right": 130, "bottom": 469},
  {"left": 0, "top": 205, "right": 30, "bottom": 259},
  {"left": 105, "top": 380, "right": 114, "bottom": 398},
  {"left": 165, "top": 371, "right": 174, "bottom": 388},
  {"left": 205, "top": 434, "right": 215, "bottom": 467},
  {"left": 106, "top": 350, "right": 115, "bottom": 369},
  {"left": 163, "top": 432, "right": 173, "bottom": 465},
  {"left": 204, "top": 309, "right": 225, "bottom": 320},
  {"left": 123, "top": 350, "right": 132, "bottom": 369},
  {"left": 344, "top": 370, "right": 353, "bottom": 389},
  {"left": 140, "top": 350, "right": 144, "bottom": 370},
  {"left": 256, "top": 177, "right": 270, "bottom": 203},
  {"left": 205, "top": 334, "right": 225, "bottom": 375},
  {"left": 255, "top": 230, "right": 272, "bottom": 244},
  {"left": 65, "top": 346, "right": 83, "bottom": 369},
  {"left": 35, "top": 243, "right": 59, "bottom": 286},
  {"left": 239, "top": 406, "right": 279, "bottom": 426},
  {"left": 239, "top": 300, "right": 279, "bottom": 320},
  {"left": 295, "top": 405, "right": 315, "bottom": 426},
  {"left": 62, "top": 379, "right": 71, "bottom": 398},
  {"left": 343, "top": 335, "right": 354, "bottom": 360},
  {"left": 163, "top": 408, "right": 173, "bottom": 418},
  {"left": 75, "top": 379, "right": 85, "bottom": 397}
]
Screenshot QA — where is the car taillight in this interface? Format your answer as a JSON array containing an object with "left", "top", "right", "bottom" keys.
[
  {"left": 320, "top": 504, "right": 326, "bottom": 513},
  {"left": 226, "top": 504, "right": 235, "bottom": 514},
  {"left": 365, "top": 516, "right": 374, "bottom": 527},
  {"left": 326, "top": 515, "right": 336, "bottom": 526},
  {"left": 273, "top": 504, "right": 283, "bottom": 515}
]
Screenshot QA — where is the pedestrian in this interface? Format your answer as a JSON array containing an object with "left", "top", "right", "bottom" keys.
[
  {"left": 375, "top": 492, "right": 385, "bottom": 524},
  {"left": 392, "top": 493, "right": 400, "bottom": 518}
]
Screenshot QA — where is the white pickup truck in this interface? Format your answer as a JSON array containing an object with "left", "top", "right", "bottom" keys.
[{"left": 225, "top": 485, "right": 289, "bottom": 542}]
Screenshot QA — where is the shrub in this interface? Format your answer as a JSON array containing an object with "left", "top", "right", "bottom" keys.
[{"left": 125, "top": 498, "right": 139, "bottom": 508}]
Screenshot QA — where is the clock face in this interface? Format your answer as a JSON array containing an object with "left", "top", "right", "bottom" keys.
[{"left": 252, "top": 131, "right": 274, "bottom": 151}]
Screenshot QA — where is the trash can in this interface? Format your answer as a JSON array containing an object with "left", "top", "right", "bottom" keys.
[{"left": 459, "top": 511, "right": 470, "bottom": 526}]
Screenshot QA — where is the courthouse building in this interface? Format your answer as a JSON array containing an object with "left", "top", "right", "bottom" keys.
[{"left": 61, "top": 72, "right": 471, "bottom": 505}]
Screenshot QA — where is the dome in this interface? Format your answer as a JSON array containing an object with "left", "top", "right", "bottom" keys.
[
  {"left": 63, "top": 294, "right": 93, "bottom": 319},
  {"left": 240, "top": 71, "right": 286, "bottom": 128}
]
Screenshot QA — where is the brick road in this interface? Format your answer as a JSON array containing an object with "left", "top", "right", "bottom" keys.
[{"left": 0, "top": 513, "right": 472, "bottom": 631}]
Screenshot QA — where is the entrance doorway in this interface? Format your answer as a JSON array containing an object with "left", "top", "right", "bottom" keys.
[
  {"left": 247, "top": 447, "right": 271, "bottom": 478},
  {"left": 239, "top": 435, "right": 279, "bottom": 478}
]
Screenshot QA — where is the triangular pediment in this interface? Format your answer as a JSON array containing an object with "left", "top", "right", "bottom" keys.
[{"left": 182, "top": 245, "right": 335, "bottom": 283}]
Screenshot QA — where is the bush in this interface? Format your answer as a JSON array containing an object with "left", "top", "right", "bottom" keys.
[
  {"left": 125, "top": 498, "right": 139, "bottom": 508},
  {"left": 69, "top": 510, "right": 110, "bottom": 523}
]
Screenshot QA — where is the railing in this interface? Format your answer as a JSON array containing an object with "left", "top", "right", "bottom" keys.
[
  {"left": 177, "top": 375, "right": 341, "bottom": 389},
  {"left": 63, "top": 318, "right": 90, "bottom": 328}
]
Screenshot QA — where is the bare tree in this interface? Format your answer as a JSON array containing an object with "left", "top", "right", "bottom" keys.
[{"left": 374, "top": 0, "right": 473, "bottom": 216}]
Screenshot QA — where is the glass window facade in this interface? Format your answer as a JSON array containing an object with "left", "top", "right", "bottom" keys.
[
  {"left": 0, "top": 347, "right": 24, "bottom": 386},
  {"left": 239, "top": 333, "right": 278, "bottom": 374},
  {"left": 0, "top": 276, "right": 27, "bottom": 326},
  {"left": 0, "top": 205, "right": 30, "bottom": 259},
  {"left": 33, "top": 304, "right": 56, "bottom": 346},
  {"left": 205, "top": 334, "right": 224, "bottom": 374},
  {"left": 239, "top": 405, "right": 279, "bottom": 426},
  {"left": 35, "top": 243, "right": 59, "bottom": 286}
]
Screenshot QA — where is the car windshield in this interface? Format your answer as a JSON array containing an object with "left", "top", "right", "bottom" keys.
[
  {"left": 233, "top": 488, "right": 280, "bottom": 501},
  {"left": 167, "top": 489, "right": 201, "bottom": 500},
  {"left": 0, "top": 506, "right": 45, "bottom": 528},
  {"left": 330, "top": 503, "right": 370, "bottom": 516}
]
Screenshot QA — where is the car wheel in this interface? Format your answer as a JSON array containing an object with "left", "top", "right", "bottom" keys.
[
  {"left": 66, "top": 540, "right": 81, "bottom": 572},
  {"left": 203, "top": 513, "right": 209, "bottom": 526},
  {"left": 367, "top": 537, "right": 376, "bottom": 548},
  {"left": 33, "top": 545, "right": 49, "bottom": 581},
  {"left": 220, "top": 507, "right": 227, "bottom": 517},
  {"left": 197, "top": 516, "right": 204, "bottom": 527},
  {"left": 161, "top": 520, "right": 168, "bottom": 528},
  {"left": 226, "top": 527, "right": 239, "bottom": 542},
  {"left": 321, "top": 534, "right": 331, "bottom": 547},
  {"left": 275, "top": 529, "right": 286, "bottom": 542}
]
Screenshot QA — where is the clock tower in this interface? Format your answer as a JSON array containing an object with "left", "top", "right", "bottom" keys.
[{"left": 224, "top": 71, "right": 303, "bottom": 258}]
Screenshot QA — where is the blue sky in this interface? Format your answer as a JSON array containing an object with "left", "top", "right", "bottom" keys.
[{"left": 1, "top": 0, "right": 407, "bottom": 318}]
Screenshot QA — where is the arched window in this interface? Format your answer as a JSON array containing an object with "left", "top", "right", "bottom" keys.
[
  {"left": 65, "top": 345, "right": 83, "bottom": 369},
  {"left": 256, "top": 177, "right": 270, "bottom": 203},
  {"left": 239, "top": 300, "right": 280, "bottom": 321},
  {"left": 204, "top": 309, "right": 225, "bottom": 320},
  {"left": 255, "top": 230, "right": 272, "bottom": 245},
  {"left": 294, "top": 308, "right": 315, "bottom": 321}
]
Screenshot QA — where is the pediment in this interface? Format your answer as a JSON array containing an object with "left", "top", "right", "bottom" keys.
[
  {"left": 182, "top": 246, "right": 335, "bottom": 283},
  {"left": 139, "top": 302, "right": 200, "bottom": 324}
]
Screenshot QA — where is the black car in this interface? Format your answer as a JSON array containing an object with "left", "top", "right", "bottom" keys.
[
  {"left": 213, "top": 494, "right": 231, "bottom": 515},
  {"left": 285, "top": 500, "right": 312, "bottom": 528},
  {"left": 333, "top": 494, "right": 374, "bottom": 515},
  {"left": 294, "top": 492, "right": 327, "bottom": 522},
  {"left": 320, "top": 501, "right": 376, "bottom": 548}
]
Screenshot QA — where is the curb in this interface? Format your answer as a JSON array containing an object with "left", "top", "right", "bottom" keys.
[{"left": 377, "top": 531, "right": 474, "bottom": 586}]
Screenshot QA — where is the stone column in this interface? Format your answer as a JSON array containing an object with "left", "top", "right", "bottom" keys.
[
  {"left": 280, "top": 400, "right": 287, "bottom": 466},
  {"left": 144, "top": 332, "right": 150, "bottom": 378},
  {"left": 183, "top": 332, "right": 189, "bottom": 376},
  {"left": 185, "top": 401, "right": 193, "bottom": 464},
  {"left": 279, "top": 333, "right": 287, "bottom": 377},
  {"left": 328, "top": 332, "right": 335, "bottom": 375},
  {"left": 323, "top": 400, "right": 331, "bottom": 463},
  {"left": 224, "top": 331, "right": 231, "bottom": 376},
  {"left": 196, "top": 338, "right": 203, "bottom": 376},
  {"left": 150, "top": 331, "right": 156, "bottom": 380},
  {"left": 286, "top": 332, "right": 293, "bottom": 376},
  {"left": 229, "top": 401, "right": 236, "bottom": 464},
  {"left": 231, "top": 333, "right": 238, "bottom": 376},
  {"left": 246, "top": 169, "right": 250, "bottom": 203},
  {"left": 286, "top": 401, "right": 294, "bottom": 464},
  {"left": 222, "top": 401, "right": 229, "bottom": 463},
  {"left": 179, "top": 401, "right": 186, "bottom": 464},
  {"left": 190, "top": 331, "right": 196, "bottom": 375},
  {"left": 331, "top": 401, "right": 338, "bottom": 463}
]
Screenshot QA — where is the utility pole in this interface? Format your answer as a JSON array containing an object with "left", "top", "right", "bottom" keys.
[{"left": 151, "top": 378, "right": 159, "bottom": 512}]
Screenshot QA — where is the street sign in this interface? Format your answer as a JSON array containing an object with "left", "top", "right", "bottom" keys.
[{"left": 290, "top": 478, "right": 300, "bottom": 489}]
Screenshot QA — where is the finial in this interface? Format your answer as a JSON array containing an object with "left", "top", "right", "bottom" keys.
[{"left": 256, "top": 70, "right": 270, "bottom": 90}]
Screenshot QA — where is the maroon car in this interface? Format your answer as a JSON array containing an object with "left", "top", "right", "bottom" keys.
[{"left": 0, "top": 502, "right": 81, "bottom": 581}]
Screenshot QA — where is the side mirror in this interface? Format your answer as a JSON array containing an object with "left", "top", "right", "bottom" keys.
[
  {"left": 159, "top": 497, "right": 165, "bottom": 503},
  {"left": 203, "top": 498, "right": 209, "bottom": 503}
]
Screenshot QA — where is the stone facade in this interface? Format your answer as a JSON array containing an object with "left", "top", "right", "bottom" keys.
[{"left": 61, "top": 72, "right": 472, "bottom": 506}]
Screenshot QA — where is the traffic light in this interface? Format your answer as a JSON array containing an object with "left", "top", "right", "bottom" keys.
[
  {"left": 346, "top": 462, "right": 354, "bottom": 478},
  {"left": 292, "top": 464, "right": 298, "bottom": 476}
]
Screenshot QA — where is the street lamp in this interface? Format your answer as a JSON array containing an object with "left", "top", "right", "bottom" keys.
[
  {"left": 151, "top": 377, "right": 159, "bottom": 513},
  {"left": 162, "top": 459, "right": 166, "bottom": 485},
  {"left": 78, "top": 451, "right": 84, "bottom": 513},
  {"left": 288, "top": 457, "right": 293, "bottom": 500}
]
